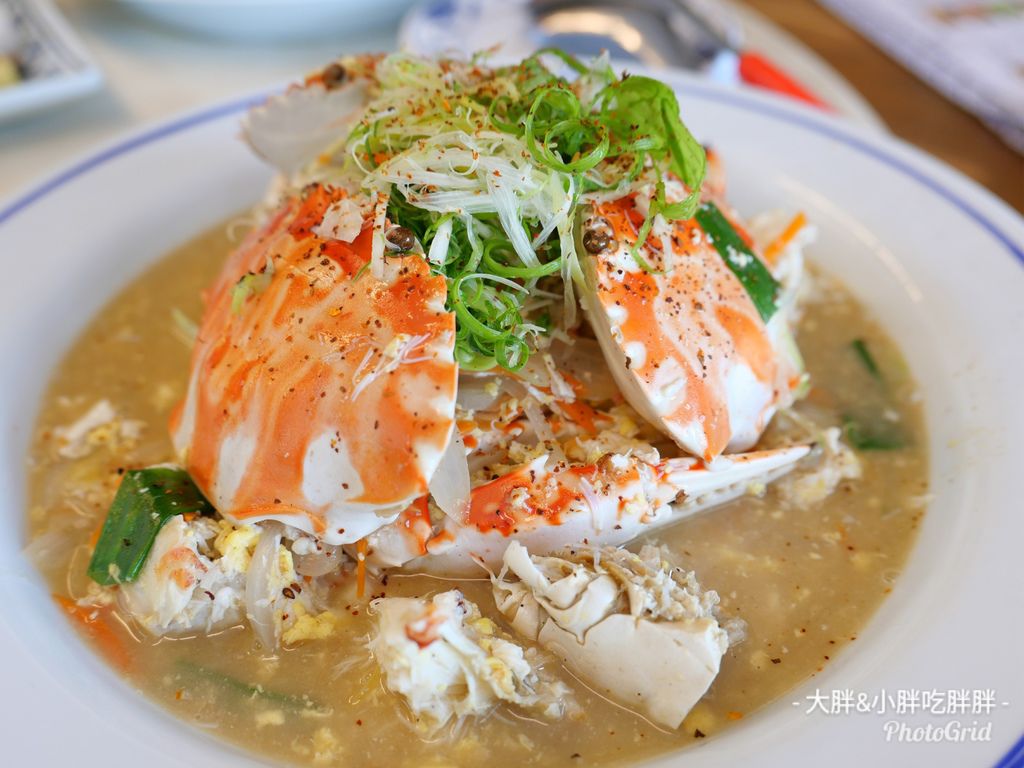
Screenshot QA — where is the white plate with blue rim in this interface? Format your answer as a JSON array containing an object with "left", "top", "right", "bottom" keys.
[{"left": 0, "top": 69, "right": 1021, "bottom": 767}]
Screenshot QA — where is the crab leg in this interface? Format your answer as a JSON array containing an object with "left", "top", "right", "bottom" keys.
[{"left": 365, "top": 444, "right": 809, "bottom": 575}]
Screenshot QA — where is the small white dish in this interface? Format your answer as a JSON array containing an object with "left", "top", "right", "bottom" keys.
[
  {"left": 112, "top": 0, "right": 416, "bottom": 40},
  {"left": 0, "top": 0, "right": 102, "bottom": 124},
  {"left": 0, "top": 73, "right": 1022, "bottom": 767}
]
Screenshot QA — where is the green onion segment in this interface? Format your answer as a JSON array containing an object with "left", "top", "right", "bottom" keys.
[
  {"left": 695, "top": 201, "right": 781, "bottom": 324},
  {"left": 87, "top": 467, "right": 215, "bottom": 586}
]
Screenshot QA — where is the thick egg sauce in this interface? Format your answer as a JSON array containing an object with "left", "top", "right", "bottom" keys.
[{"left": 26, "top": 221, "right": 927, "bottom": 767}]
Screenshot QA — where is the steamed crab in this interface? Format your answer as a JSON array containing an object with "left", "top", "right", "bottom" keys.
[
  {"left": 166, "top": 60, "right": 811, "bottom": 573},
  {"left": 124, "top": 53, "right": 829, "bottom": 731}
]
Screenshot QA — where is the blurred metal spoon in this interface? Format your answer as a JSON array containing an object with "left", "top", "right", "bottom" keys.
[{"left": 530, "top": 0, "right": 828, "bottom": 107}]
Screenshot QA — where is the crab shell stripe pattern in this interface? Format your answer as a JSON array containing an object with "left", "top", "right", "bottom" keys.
[
  {"left": 170, "top": 184, "right": 457, "bottom": 545},
  {"left": 581, "top": 193, "right": 800, "bottom": 462},
  {"left": 363, "top": 444, "right": 810, "bottom": 574}
]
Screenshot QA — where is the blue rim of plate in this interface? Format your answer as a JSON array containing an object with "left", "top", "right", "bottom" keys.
[{"left": 0, "top": 82, "right": 1022, "bottom": 767}]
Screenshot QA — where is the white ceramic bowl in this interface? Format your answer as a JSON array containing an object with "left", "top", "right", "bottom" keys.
[
  {"left": 1, "top": 74, "right": 1022, "bottom": 767},
  {"left": 112, "top": 0, "right": 415, "bottom": 40}
]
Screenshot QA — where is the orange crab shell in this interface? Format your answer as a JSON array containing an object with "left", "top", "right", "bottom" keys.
[{"left": 170, "top": 184, "right": 457, "bottom": 544}]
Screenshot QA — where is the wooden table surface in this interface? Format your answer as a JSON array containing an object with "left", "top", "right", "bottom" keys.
[{"left": 741, "top": 0, "right": 1024, "bottom": 213}]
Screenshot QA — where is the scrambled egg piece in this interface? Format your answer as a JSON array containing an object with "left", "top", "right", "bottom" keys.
[
  {"left": 255, "top": 709, "right": 286, "bottom": 728},
  {"left": 214, "top": 522, "right": 260, "bottom": 573},
  {"left": 116, "top": 518, "right": 339, "bottom": 646},
  {"left": 53, "top": 399, "right": 145, "bottom": 459},
  {"left": 282, "top": 603, "right": 338, "bottom": 644}
]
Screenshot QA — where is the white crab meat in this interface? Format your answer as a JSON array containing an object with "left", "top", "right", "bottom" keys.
[
  {"left": 395, "top": 444, "right": 809, "bottom": 575},
  {"left": 169, "top": 183, "right": 457, "bottom": 546},
  {"left": 579, "top": 190, "right": 807, "bottom": 461},
  {"left": 368, "top": 590, "right": 571, "bottom": 733},
  {"left": 120, "top": 517, "right": 338, "bottom": 647},
  {"left": 492, "top": 541, "right": 729, "bottom": 729},
  {"left": 53, "top": 399, "right": 145, "bottom": 459},
  {"left": 242, "top": 523, "right": 339, "bottom": 648},
  {"left": 121, "top": 516, "right": 250, "bottom": 636}
]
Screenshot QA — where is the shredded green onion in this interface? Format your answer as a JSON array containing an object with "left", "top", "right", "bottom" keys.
[
  {"left": 230, "top": 257, "right": 274, "bottom": 314},
  {"left": 851, "top": 338, "right": 882, "bottom": 381},
  {"left": 317, "top": 50, "right": 707, "bottom": 370}
]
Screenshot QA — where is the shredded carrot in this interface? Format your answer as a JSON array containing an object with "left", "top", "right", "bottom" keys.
[
  {"left": 54, "top": 595, "right": 131, "bottom": 672},
  {"left": 764, "top": 212, "right": 807, "bottom": 263},
  {"left": 356, "top": 539, "right": 368, "bottom": 598},
  {"left": 87, "top": 519, "right": 104, "bottom": 550},
  {"left": 558, "top": 400, "right": 601, "bottom": 435},
  {"left": 560, "top": 371, "right": 586, "bottom": 397},
  {"left": 726, "top": 711, "right": 744, "bottom": 721}
]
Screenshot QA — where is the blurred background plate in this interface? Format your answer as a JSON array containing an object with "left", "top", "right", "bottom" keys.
[
  {"left": 0, "top": 0, "right": 103, "bottom": 124},
  {"left": 112, "top": 0, "right": 417, "bottom": 40}
]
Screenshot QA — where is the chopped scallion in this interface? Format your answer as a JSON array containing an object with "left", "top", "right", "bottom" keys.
[
  {"left": 851, "top": 338, "right": 882, "bottom": 381},
  {"left": 87, "top": 467, "right": 214, "bottom": 586},
  {"left": 695, "top": 202, "right": 780, "bottom": 323},
  {"left": 843, "top": 416, "right": 904, "bottom": 451},
  {"left": 175, "top": 660, "right": 330, "bottom": 715}
]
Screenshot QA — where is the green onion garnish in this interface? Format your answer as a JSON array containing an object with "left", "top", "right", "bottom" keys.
[
  {"left": 328, "top": 50, "right": 708, "bottom": 371},
  {"left": 851, "top": 338, "right": 882, "bottom": 381},
  {"left": 695, "top": 201, "right": 781, "bottom": 323},
  {"left": 175, "top": 660, "right": 330, "bottom": 715},
  {"left": 87, "top": 467, "right": 214, "bottom": 586},
  {"left": 842, "top": 417, "right": 904, "bottom": 452}
]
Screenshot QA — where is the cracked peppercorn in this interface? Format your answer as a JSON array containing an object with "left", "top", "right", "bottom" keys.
[
  {"left": 386, "top": 226, "right": 417, "bottom": 253},
  {"left": 583, "top": 228, "right": 617, "bottom": 254},
  {"left": 322, "top": 63, "right": 347, "bottom": 89}
]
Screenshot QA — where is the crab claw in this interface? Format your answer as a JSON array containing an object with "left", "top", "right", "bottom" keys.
[
  {"left": 366, "top": 444, "right": 808, "bottom": 575},
  {"left": 170, "top": 183, "right": 457, "bottom": 545},
  {"left": 579, "top": 192, "right": 805, "bottom": 461},
  {"left": 491, "top": 541, "right": 729, "bottom": 729}
]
